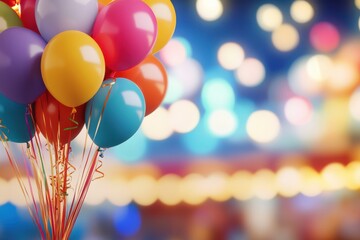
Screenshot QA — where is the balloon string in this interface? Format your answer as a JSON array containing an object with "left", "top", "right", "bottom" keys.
[
  {"left": 0, "top": 119, "right": 9, "bottom": 141},
  {"left": 93, "top": 148, "right": 105, "bottom": 181}
]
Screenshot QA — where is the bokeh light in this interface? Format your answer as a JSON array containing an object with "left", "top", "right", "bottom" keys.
[
  {"left": 201, "top": 78, "right": 235, "bottom": 111},
  {"left": 252, "top": 169, "right": 277, "bottom": 200},
  {"left": 205, "top": 172, "right": 231, "bottom": 202},
  {"left": 321, "top": 163, "right": 347, "bottom": 191},
  {"left": 288, "top": 55, "right": 324, "bottom": 96},
  {"left": 276, "top": 167, "right": 302, "bottom": 197},
  {"left": 196, "top": 0, "right": 223, "bottom": 21},
  {"left": 129, "top": 175, "right": 157, "bottom": 206},
  {"left": 142, "top": 107, "right": 173, "bottom": 140},
  {"left": 85, "top": 178, "right": 108, "bottom": 206},
  {"left": 207, "top": 109, "right": 238, "bottom": 137},
  {"left": 271, "top": 24, "right": 299, "bottom": 52},
  {"left": 306, "top": 54, "right": 333, "bottom": 83},
  {"left": 180, "top": 174, "right": 207, "bottom": 205},
  {"left": 159, "top": 38, "right": 188, "bottom": 67},
  {"left": 256, "top": 4, "right": 283, "bottom": 31},
  {"left": 284, "top": 97, "right": 313, "bottom": 126},
  {"left": 157, "top": 174, "right": 182, "bottom": 206},
  {"left": 169, "top": 100, "right": 200, "bottom": 133},
  {"left": 168, "top": 58, "right": 204, "bottom": 99},
  {"left": 107, "top": 177, "right": 132, "bottom": 206},
  {"left": 246, "top": 110, "right": 281, "bottom": 143},
  {"left": 290, "top": 0, "right": 314, "bottom": 23},
  {"left": 345, "top": 161, "right": 360, "bottom": 190},
  {"left": 113, "top": 204, "right": 141, "bottom": 237},
  {"left": 349, "top": 87, "right": 360, "bottom": 121},
  {"left": 230, "top": 171, "right": 253, "bottom": 200},
  {"left": 217, "top": 42, "right": 245, "bottom": 70},
  {"left": 310, "top": 22, "right": 340, "bottom": 52},
  {"left": 8, "top": 178, "right": 28, "bottom": 207},
  {"left": 235, "top": 58, "right": 266, "bottom": 87},
  {"left": 326, "top": 59, "right": 359, "bottom": 93},
  {"left": 0, "top": 179, "right": 7, "bottom": 205},
  {"left": 299, "top": 166, "right": 323, "bottom": 197}
]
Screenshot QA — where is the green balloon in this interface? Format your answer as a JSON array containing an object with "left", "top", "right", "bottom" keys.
[{"left": 0, "top": 1, "right": 22, "bottom": 33}]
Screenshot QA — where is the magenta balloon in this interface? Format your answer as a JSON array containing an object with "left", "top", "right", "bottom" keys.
[
  {"left": 92, "top": 0, "right": 158, "bottom": 71},
  {"left": 0, "top": 27, "right": 46, "bottom": 104}
]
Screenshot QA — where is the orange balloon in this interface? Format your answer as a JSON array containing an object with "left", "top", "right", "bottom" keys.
[{"left": 114, "top": 55, "right": 167, "bottom": 116}]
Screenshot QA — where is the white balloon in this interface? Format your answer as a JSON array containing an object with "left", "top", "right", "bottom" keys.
[{"left": 35, "top": 0, "right": 98, "bottom": 42}]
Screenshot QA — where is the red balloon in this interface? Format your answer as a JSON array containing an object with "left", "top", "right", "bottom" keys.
[
  {"left": 114, "top": 55, "right": 167, "bottom": 116},
  {"left": 35, "top": 92, "right": 85, "bottom": 145},
  {"left": 2, "top": 0, "right": 17, "bottom": 7},
  {"left": 20, "top": 0, "right": 39, "bottom": 33}
]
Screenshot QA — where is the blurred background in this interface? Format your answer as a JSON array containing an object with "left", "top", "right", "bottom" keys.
[{"left": 2, "top": 0, "right": 360, "bottom": 239}]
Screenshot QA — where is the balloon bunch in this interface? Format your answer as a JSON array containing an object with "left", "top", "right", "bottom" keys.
[{"left": 0, "top": 0, "right": 175, "bottom": 239}]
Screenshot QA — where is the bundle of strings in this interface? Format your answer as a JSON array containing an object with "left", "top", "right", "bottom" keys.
[{"left": 0, "top": 105, "right": 104, "bottom": 240}]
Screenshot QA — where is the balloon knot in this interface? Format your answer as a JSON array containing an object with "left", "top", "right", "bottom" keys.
[{"left": 98, "top": 147, "right": 105, "bottom": 158}]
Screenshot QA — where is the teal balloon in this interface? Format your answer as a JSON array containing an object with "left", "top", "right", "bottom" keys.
[
  {"left": 0, "top": 93, "right": 35, "bottom": 143},
  {"left": 85, "top": 78, "right": 145, "bottom": 148}
]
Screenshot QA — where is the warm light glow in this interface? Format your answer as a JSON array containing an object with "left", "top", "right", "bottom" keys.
[
  {"left": 157, "top": 174, "right": 182, "bottom": 206},
  {"left": 246, "top": 110, "right": 281, "bottom": 143},
  {"left": 196, "top": 0, "right": 223, "bottom": 21},
  {"left": 106, "top": 178, "right": 132, "bottom": 206},
  {"left": 217, "top": 42, "right": 245, "bottom": 70},
  {"left": 201, "top": 78, "right": 235, "bottom": 111},
  {"left": 345, "top": 161, "right": 360, "bottom": 190},
  {"left": 284, "top": 97, "right": 313, "bottom": 126},
  {"left": 180, "top": 174, "right": 207, "bottom": 205},
  {"left": 310, "top": 22, "right": 340, "bottom": 52},
  {"left": 129, "top": 175, "right": 157, "bottom": 206},
  {"left": 299, "top": 166, "right": 323, "bottom": 197},
  {"left": 306, "top": 54, "right": 333, "bottom": 82},
  {"left": 85, "top": 178, "right": 108, "bottom": 206},
  {"left": 256, "top": 4, "right": 283, "bottom": 31},
  {"left": 8, "top": 178, "right": 28, "bottom": 207},
  {"left": 349, "top": 88, "right": 360, "bottom": 121},
  {"left": 288, "top": 56, "right": 324, "bottom": 96},
  {"left": 235, "top": 58, "right": 266, "bottom": 87},
  {"left": 321, "top": 163, "right": 347, "bottom": 191},
  {"left": 252, "top": 169, "right": 277, "bottom": 200},
  {"left": 272, "top": 24, "right": 299, "bottom": 52},
  {"left": 0, "top": 179, "right": 8, "bottom": 205},
  {"left": 290, "top": 0, "right": 314, "bottom": 23},
  {"left": 169, "top": 100, "right": 200, "bottom": 133},
  {"left": 205, "top": 172, "right": 231, "bottom": 202},
  {"left": 142, "top": 107, "right": 173, "bottom": 140},
  {"left": 230, "top": 171, "right": 253, "bottom": 200},
  {"left": 356, "top": 0, "right": 360, "bottom": 9},
  {"left": 327, "top": 59, "right": 359, "bottom": 92},
  {"left": 276, "top": 167, "right": 302, "bottom": 197},
  {"left": 160, "top": 38, "right": 187, "bottom": 67},
  {"left": 208, "top": 109, "right": 238, "bottom": 137}
]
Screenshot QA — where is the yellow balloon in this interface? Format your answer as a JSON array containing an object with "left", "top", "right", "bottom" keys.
[
  {"left": 98, "top": 0, "right": 112, "bottom": 5},
  {"left": 41, "top": 30, "right": 105, "bottom": 107},
  {"left": 143, "top": 0, "right": 176, "bottom": 54}
]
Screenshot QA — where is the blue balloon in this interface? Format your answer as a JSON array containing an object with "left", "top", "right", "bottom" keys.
[
  {"left": 0, "top": 93, "right": 35, "bottom": 143},
  {"left": 85, "top": 78, "right": 145, "bottom": 148}
]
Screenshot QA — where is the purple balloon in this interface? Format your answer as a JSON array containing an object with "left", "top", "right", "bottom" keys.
[{"left": 0, "top": 27, "right": 46, "bottom": 104}]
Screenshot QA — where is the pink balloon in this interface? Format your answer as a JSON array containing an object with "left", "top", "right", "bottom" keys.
[{"left": 92, "top": 0, "right": 157, "bottom": 71}]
